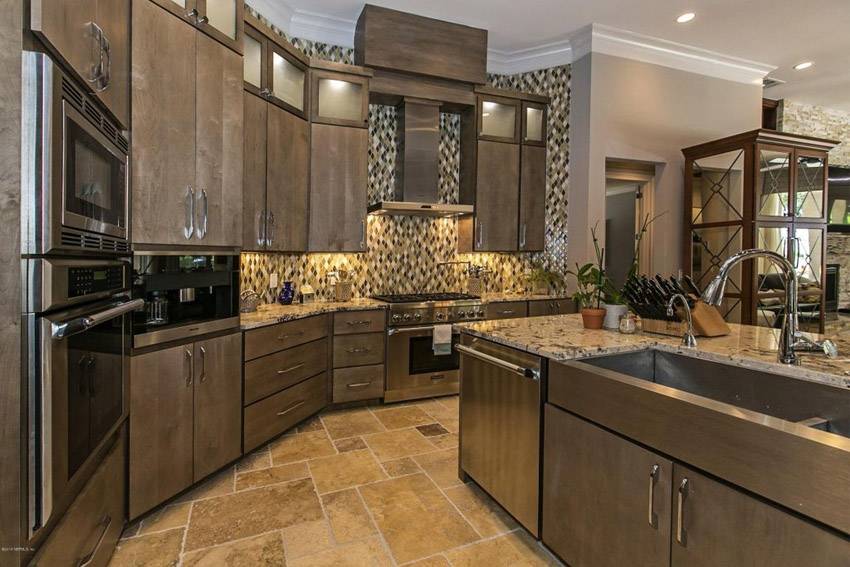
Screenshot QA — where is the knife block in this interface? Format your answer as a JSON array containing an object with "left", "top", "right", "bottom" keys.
[{"left": 641, "top": 301, "right": 731, "bottom": 338}]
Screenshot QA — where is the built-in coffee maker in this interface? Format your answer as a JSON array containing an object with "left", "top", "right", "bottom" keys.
[{"left": 131, "top": 253, "right": 240, "bottom": 349}]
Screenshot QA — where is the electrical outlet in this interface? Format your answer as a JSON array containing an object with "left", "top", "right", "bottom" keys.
[{"left": 270, "top": 272, "right": 279, "bottom": 289}]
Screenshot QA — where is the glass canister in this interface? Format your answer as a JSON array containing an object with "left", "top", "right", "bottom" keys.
[{"left": 619, "top": 313, "right": 637, "bottom": 334}]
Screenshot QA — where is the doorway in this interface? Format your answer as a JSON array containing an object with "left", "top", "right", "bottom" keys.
[{"left": 604, "top": 161, "right": 656, "bottom": 288}]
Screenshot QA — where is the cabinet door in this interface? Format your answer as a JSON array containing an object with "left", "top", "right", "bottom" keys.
[
  {"left": 309, "top": 124, "right": 368, "bottom": 252},
  {"left": 31, "top": 0, "right": 98, "bottom": 91},
  {"left": 475, "top": 141, "right": 519, "bottom": 251},
  {"left": 519, "top": 145, "right": 546, "bottom": 251},
  {"left": 542, "top": 405, "right": 673, "bottom": 567},
  {"left": 671, "top": 464, "right": 850, "bottom": 567},
  {"left": 193, "top": 334, "right": 242, "bottom": 481},
  {"left": 791, "top": 223, "right": 826, "bottom": 333},
  {"left": 311, "top": 71, "right": 369, "bottom": 128},
  {"left": 195, "top": 32, "right": 243, "bottom": 247},
  {"left": 478, "top": 95, "right": 520, "bottom": 143},
  {"left": 755, "top": 144, "right": 793, "bottom": 221},
  {"left": 196, "top": 0, "right": 243, "bottom": 54},
  {"left": 94, "top": 0, "right": 130, "bottom": 128},
  {"left": 149, "top": 0, "right": 197, "bottom": 22},
  {"left": 794, "top": 150, "right": 828, "bottom": 222},
  {"left": 242, "top": 92, "right": 268, "bottom": 250},
  {"left": 129, "top": 344, "right": 194, "bottom": 518},
  {"left": 131, "top": 0, "right": 197, "bottom": 246},
  {"left": 243, "top": 25, "right": 266, "bottom": 95},
  {"left": 267, "top": 105, "right": 309, "bottom": 251},
  {"left": 522, "top": 102, "right": 546, "bottom": 146},
  {"left": 269, "top": 44, "right": 308, "bottom": 118}
]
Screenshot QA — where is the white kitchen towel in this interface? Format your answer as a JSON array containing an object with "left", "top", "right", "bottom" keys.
[{"left": 432, "top": 324, "right": 453, "bottom": 356}]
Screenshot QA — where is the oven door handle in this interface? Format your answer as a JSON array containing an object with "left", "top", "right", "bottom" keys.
[
  {"left": 51, "top": 298, "right": 144, "bottom": 340},
  {"left": 388, "top": 325, "right": 459, "bottom": 335}
]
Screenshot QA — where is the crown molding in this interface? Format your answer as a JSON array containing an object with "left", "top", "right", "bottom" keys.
[
  {"left": 487, "top": 39, "right": 573, "bottom": 75},
  {"left": 290, "top": 10, "right": 356, "bottom": 48},
  {"left": 246, "top": 0, "right": 294, "bottom": 33}
]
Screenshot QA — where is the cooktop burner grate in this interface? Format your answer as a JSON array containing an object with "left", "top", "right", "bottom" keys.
[{"left": 372, "top": 292, "right": 481, "bottom": 303}]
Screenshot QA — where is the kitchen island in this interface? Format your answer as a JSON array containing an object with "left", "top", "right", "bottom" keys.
[{"left": 455, "top": 314, "right": 850, "bottom": 567}]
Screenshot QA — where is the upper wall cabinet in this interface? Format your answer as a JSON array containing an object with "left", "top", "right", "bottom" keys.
[
  {"left": 522, "top": 101, "right": 547, "bottom": 146},
  {"left": 243, "top": 14, "right": 309, "bottom": 119},
  {"left": 149, "top": 0, "right": 243, "bottom": 54},
  {"left": 310, "top": 60, "right": 371, "bottom": 129},
  {"left": 30, "top": 0, "right": 130, "bottom": 128},
  {"left": 478, "top": 95, "right": 520, "bottom": 144}
]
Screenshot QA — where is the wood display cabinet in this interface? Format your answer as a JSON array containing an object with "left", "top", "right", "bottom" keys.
[
  {"left": 682, "top": 129, "right": 837, "bottom": 332},
  {"left": 148, "top": 0, "right": 243, "bottom": 54},
  {"left": 459, "top": 87, "right": 549, "bottom": 252}
]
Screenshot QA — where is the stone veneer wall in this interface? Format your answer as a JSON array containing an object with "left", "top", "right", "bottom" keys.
[
  {"left": 778, "top": 99, "right": 850, "bottom": 309},
  {"left": 241, "top": 5, "right": 570, "bottom": 302}
]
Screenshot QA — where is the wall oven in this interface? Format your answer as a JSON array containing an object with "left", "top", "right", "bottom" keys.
[
  {"left": 25, "top": 258, "right": 140, "bottom": 538},
  {"left": 22, "top": 51, "right": 129, "bottom": 255}
]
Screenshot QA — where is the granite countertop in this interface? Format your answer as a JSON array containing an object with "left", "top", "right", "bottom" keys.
[
  {"left": 240, "top": 299, "right": 387, "bottom": 330},
  {"left": 478, "top": 292, "right": 573, "bottom": 303},
  {"left": 457, "top": 314, "right": 850, "bottom": 389}
]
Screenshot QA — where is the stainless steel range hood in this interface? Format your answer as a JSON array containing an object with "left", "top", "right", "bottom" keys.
[{"left": 368, "top": 98, "right": 473, "bottom": 217}]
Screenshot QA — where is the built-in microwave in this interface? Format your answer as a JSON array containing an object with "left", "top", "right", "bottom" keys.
[{"left": 22, "top": 51, "right": 130, "bottom": 255}]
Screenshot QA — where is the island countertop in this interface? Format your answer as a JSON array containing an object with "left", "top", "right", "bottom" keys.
[{"left": 456, "top": 314, "right": 850, "bottom": 389}]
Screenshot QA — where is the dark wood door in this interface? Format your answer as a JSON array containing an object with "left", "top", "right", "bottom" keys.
[
  {"left": 542, "top": 405, "right": 673, "bottom": 567},
  {"left": 242, "top": 91, "right": 268, "bottom": 250},
  {"left": 131, "top": 0, "right": 197, "bottom": 246},
  {"left": 475, "top": 140, "right": 520, "bottom": 251},
  {"left": 195, "top": 0, "right": 243, "bottom": 55},
  {"left": 94, "top": 0, "right": 130, "bottom": 127},
  {"left": 129, "top": 344, "right": 194, "bottom": 518},
  {"left": 195, "top": 32, "right": 243, "bottom": 247},
  {"left": 671, "top": 464, "right": 850, "bottom": 566},
  {"left": 309, "top": 124, "right": 368, "bottom": 252},
  {"left": 193, "top": 333, "right": 241, "bottom": 482},
  {"left": 519, "top": 145, "right": 546, "bottom": 251},
  {"left": 267, "top": 104, "right": 309, "bottom": 251}
]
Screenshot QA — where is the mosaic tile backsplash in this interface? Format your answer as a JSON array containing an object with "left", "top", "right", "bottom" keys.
[{"left": 242, "top": 5, "right": 571, "bottom": 302}]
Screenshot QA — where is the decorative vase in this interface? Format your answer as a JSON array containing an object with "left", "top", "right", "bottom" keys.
[
  {"left": 580, "top": 308, "right": 606, "bottom": 329},
  {"left": 278, "top": 281, "right": 295, "bottom": 305},
  {"left": 603, "top": 303, "right": 628, "bottom": 329}
]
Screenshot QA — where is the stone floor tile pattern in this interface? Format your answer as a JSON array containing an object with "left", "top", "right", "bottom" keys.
[{"left": 108, "top": 395, "right": 561, "bottom": 567}]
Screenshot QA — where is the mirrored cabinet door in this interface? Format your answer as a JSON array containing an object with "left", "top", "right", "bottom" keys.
[
  {"left": 754, "top": 223, "right": 790, "bottom": 328},
  {"left": 690, "top": 149, "right": 746, "bottom": 224},
  {"left": 522, "top": 102, "right": 546, "bottom": 145},
  {"left": 311, "top": 72, "right": 369, "bottom": 128},
  {"left": 791, "top": 224, "right": 826, "bottom": 332},
  {"left": 270, "top": 46, "right": 306, "bottom": 115},
  {"left": 794, "top": 152, "right": 827, "bottom": 221},
  {"left": 479, "top": 97, "right": 519, "bottom": 142},
  {"left": 756, "top": 145, "right": 792, "bottom": 220}
]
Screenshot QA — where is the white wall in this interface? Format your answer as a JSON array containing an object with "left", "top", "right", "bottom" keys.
[{"left": 569, "top": 52, "right": 763, "bottom": 276}]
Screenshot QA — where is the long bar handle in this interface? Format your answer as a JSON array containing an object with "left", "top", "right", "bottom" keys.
[
  {"left": 277, "top": 363, "right": 305, "bottom": 375},
  {"left": 184, "top": 186, "right": 195, "bottom": 239},
  {"left": 77, "top": 514, "right": 112, "bottom": 567},
  {"left": 198, "top": 346, "right": 207, "bottom": 383},
  {"left": 455, "top": 344, "right": 539, "bottom": 380},
  {"left": 51, "top": 298, "right": 144, "bottom": 339},
  {"left": 277, "top": 400, "right": 305, "bottom": 417},
  {"left": 648, "top": 464, "right": 660, "bottom": 528},
  {"left": 346, "top": 381, "right": 372, "bottom": 389},
  {"left": 184, "top": 348, "right": 193, "bottom": 387},
  {"left": 676, "top": 478, "right": 689, "bottom": 546}
]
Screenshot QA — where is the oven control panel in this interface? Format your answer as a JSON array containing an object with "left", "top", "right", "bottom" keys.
[{"left": 68, "top": 265, "right": 125, "bottom": 298}]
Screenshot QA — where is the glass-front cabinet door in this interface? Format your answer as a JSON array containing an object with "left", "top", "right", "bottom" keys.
[
  {"left": 197, "top": 0, "right": 242, "bottom": 52},
  {"left": 311, "top": 71, "right": 369, "bottom": 128},
  {"left": 794, "top": 151, "right": 828, "bottom": 222},
  {"left": 243, "top": 26, "right": 265, "bottom": 91},
  {"left": 479, "top": 96, "right": 520, "bottom": 143},
  {"left": 691, "top": 224, "right": 745, "bottom": 323},
  {"left": 522, "top": 102, "right": 546, "bottom": 146},
  {"left": 690, "top": 149, "right": 746, "bottom": 225},
  {"left": 756, "top": 145, "right": 792, "bottom": 220},
  {"left": 754, "top": 223, "right": 790, "bottom": 328},
  {"left": 269, "top": 45, "right": 307, "bottom": 116},
  {"left": 790, "top": 223, "right": 826, "bottom": 332}
]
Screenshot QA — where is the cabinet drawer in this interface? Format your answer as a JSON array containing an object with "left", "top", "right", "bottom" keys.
[
  {"left": 333, "top": 365, "right": 385, "bottom": 403},
  {"left": 33, "top": 430, "right": 126, "bottom": 567},
  {"left": 243, "top": 372, "right": 328, "bottom": 451},
  {"left": 244, "top": 338, "right": 328, "bottom": 404},
  {"left": 528, "top": 299, "right": 576, "bottom": 317},
  {"left": 333, "top": 310, "right": 386, "bottom": 335},
  {"left": 485, "top": 301, "right": 528, "bottom": 320},
  {"left": 333, "top": 333, "right": 385, "bottom": 368},
  {"left": 244, "top": 314, "right": 328, "bottom": 360}
]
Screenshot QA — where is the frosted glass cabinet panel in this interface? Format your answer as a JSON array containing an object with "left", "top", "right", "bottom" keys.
[
  {"left": 205, "top": 0, "right": 238, "bottom": 40},
  {"left": 480, "top": 99, "right": 518, "bottom": 141},
  {"left": 523, "top": 103, "right": 546, "bottom": 144},
  {"left": 311, "top": 71, "right": 369, "bottom": 128},
  {"left": 272, "top": 51, "right": 305, "bottom": 112},
  {"left": 243, "top": 33, "right": 263, "bottom": 87},
  {"left": 243, "top": 22, "right": 309, "bottom": 118}
]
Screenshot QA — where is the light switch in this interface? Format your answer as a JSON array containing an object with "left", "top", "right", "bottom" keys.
[{"left": 270, "top": 272, "right": 279, "bottom": 289}]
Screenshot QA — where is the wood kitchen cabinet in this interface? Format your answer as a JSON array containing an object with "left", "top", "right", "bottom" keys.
[
  {"left": 129, "top": 333, "right": 241, "bottom": 518},
  {"left": 149, "top": 0, "right": 243, "bottom": 54},
  {"left": 30, "top": 0, "right": 130, "bottom": 127},
  {"left": 527, "top": 298, "right": 576, "bottom": 317},
  {"left": 132, "top": 0, "right": 243, "bottom": 248}
]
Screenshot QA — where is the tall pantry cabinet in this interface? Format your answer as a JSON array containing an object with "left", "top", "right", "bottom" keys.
[{"left": 131, "top": 0, "right": 243, "bottom": 248}]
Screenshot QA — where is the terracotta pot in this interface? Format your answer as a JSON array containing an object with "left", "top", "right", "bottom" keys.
[{"left": 581, "top": 308, "right": 606, "bottom": 329}]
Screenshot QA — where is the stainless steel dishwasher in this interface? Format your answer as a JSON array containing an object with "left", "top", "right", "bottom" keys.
[{"left": 457, "top": 334, "right": 543, "bottom": 536}]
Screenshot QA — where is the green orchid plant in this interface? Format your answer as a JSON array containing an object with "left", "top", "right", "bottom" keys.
[{"left": 568, "top": 223, "right": 606, "bottom": 309}]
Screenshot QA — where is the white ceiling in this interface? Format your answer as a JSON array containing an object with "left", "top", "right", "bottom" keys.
[{"left": 254, "top": 0, "right": 850, "bottom": 111}]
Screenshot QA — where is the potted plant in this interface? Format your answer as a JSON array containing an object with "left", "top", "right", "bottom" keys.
[
  {"left": 568, "top": 224, "right": 607, "bottom": 329},
  {"left": 525, "top": 262, "right": 565, "bottom": 295}
]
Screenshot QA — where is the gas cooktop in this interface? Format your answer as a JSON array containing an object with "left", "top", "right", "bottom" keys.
[
  {"left": 373, "top": 292, "right": 484, "bottom": 325},
  {"left": 372, "top": 292, "right": 480, "bottom": 303}
]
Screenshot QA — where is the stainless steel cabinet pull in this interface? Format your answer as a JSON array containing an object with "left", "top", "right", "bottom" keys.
[
  {"left": 476, "top": 221, "right": 483, "bottom": 249},
  {"left": 199, "top": 346, "right": 207, "bottom": 383},
  {"left": 648, "top": 464, "right": 660, "bottom": 528},
  {"left": 520, "top": 223, "right": 527, "bottom": 249},
  {"left": 186, "top": 8, "right": 200, "bottom": 19},
  {"left": 277, "top": 400, "right": 305, "bottom": 416},
  {"left": 259, "top": 87, "right": 272, "bottom": 97},
  {"left": 266, "top": 210, "right": 275, "bottom": 247},
  {"left": 184, "top": 348, "right": 193, "bottom": 387},
  {"left": 256, "top": 208, "right": 266, "bottom": 248},
  {"left": 196, "top": 189, "right": 208, "bottom": 240},
  {"left": 455, "top": 344, "right": 540, "bottom": 380},
  {"left": 346, "top": 381, "right": 372, "bottom": 389},
  {"left": 676, "top": 478, "right": 689, "bottom": 546},
  {"left": 430, "top": 374, "right": 445, "bottom": 382},
  {"left": 346, "top": 320, "right": 372, "bottom": 327},
  {"left": 184, "top": 186, "right": 195, "bottom": 239},
  {"left": 87, "top": 22, "right": 105, "bottom": 85},
  {"left": 277, "top": 363, "right": 305, "bottom": 375},
  {"left": 78, "top": 514, "right": 112, "bottom": 567},
  {"left": 346, "top": 347, "right": 370, "bottom": 354},
  {"left": 196, "top": 14, "right": 209, "bottom": 24},
  {"left": 500, "top": 310, "right": 515, "bottom": 315},
  {"left": 277, "top": 331, "right": 304, "bottom": 341},
  {"left": 360, "top": 219, "right": 366, "bottom": 250}
]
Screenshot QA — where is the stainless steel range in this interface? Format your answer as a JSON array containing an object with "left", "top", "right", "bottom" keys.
[{"left": 374, "top": 293, "right": 483, "bottom": 402}]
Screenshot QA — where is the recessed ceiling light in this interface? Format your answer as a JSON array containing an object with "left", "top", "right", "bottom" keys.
[
  {"left": 676, "top": 12, "right": 696, "bottom": 23},
  {"left": 793, "top": 61, "right": 814, "bottom": 71}
]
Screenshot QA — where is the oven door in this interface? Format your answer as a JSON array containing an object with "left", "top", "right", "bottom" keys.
[
  {"left": 386, "top": 325, "right": 461, "bottom": 398},
  {"left": 28, "top": 296, "right": 141, "bottom": 536},
  {"left": 61, "top": 100, "right": 128, "bottom": 239}
]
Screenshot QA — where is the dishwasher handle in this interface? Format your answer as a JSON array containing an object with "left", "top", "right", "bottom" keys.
[{"left": 456, "top": 344, "right": 539, "bottom": 380}]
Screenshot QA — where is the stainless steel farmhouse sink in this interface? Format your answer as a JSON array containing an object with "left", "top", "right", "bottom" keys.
[{"left": 582, "top": 349, "right": 850, "bottom": 438}]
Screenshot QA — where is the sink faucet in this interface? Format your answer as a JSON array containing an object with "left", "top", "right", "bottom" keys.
[
  {"left": 667, "top": 294, "right": 697, "bottom": 349},
  {"left": 700, "top": 249, "right": 837, "bottom": 364}
]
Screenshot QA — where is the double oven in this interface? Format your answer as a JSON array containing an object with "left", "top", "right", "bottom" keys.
[{"left": 22, "top": 51, "right": 133, "bottom": 539}]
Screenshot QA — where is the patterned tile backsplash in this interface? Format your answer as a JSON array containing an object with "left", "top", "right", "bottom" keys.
[{"left": 243, "top": 5, "right": 571, "bottom": 303}]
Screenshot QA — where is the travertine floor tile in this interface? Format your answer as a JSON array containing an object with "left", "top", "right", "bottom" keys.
[
  {"left": 308, "top": 449, "right": 387, "bottom": 494},
  {"left": 109, "top": 528, "right": 183, "bottom": 567},
  {"left": 436, "top": 396, "right": 459, "bottom": 412},
  {"left": 174, "top": 467, "right": 234, "bottom": 503},
  {"left": 363, "top": 428, "right": 436, "bottom": 462},
  {"left": 444, "top": 530, "right": 558, "bottom": 566},
  {"left": 405, "top": 554, "right": 451, "bottom": 566},
  {"left": 438, "top": 417, "right": 459, "bottom": 434},
  {"left": 413, "top": 449, "right": 463, "bottom": 489},
  {"left": 416, "top": 400, "right": 457, "bottom": 423},
  {"left": 235, "top": 462, "right": 309, "bottom": 491},
  {"left": 381, "top": 457, "right": 421, "bottom": 477},
  {"left": 334, "top": 436, "right": 367, "bottom": 453},
  {"left": 287, "top": 537, "right": 392, "bottom": 567},
  {"left": 282, "top": 519, "right": 334, "bottom": 559},
  {"left": 184, "top": 479, "right": 323, "bottom": 551},
  {"left": 444, "top": 483, "right": 519, "bottom": 537},
  {"left": 138, "top": 502, "right": 192, "bottom": 535},
  {"left": 181, "top": 532, "right": 285, "bottom": 566},
  {"left": 270, "top": 430, "right": 336, "bottom": 465},
  {"left": 372, "top": 405, "right": 435, "bottom": 429},
  {"left": 321, "top": 488, "right": 377, "bottom": 543},
  {"left": 236, "top": 447, "right": 272, "bottom": 473},
  {"left": 428, "top": 433, "right": 459, "bottom": 450},
  {"left": 416, "top": 423, "right": 449, "bottom": 437},
  {"left": 321, "top": 408, "right": 385, "bottom": 440},
  {"left": 359, "top": 473, "right": 478, "bottom": 563},
  {"left": 296, "top": 415, "right": 325, "bottom": 433}
]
